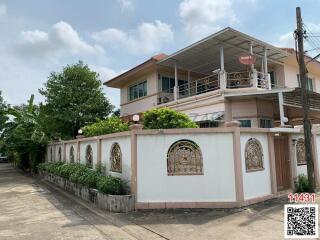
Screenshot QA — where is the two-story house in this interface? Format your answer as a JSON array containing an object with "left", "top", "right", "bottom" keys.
[{"left": 105, "top": 27, "right": 320, "bottom": 128}]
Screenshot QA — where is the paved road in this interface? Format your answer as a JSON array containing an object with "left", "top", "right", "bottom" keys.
[
  {"left": 0, "top": 163, "right": 162, "bottom": 240},
  {"left": 1, "top": 163, "right": 319, "bottom": 240}
]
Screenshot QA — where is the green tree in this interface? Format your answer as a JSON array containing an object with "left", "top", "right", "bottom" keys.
[
  {"left": 0, "top": 91, "right": 8, "bottom": 132},
  {"left": 39, "top": 61, "right": 114, "bottom": 139},
  {"left": 1, "top": 95, "right": 48, "bottom": 171},
  {"left": 83, "top": 117, "right": 129, "bottom": 137},
  {"left": 143, "top": 108, "right": 198, "bottom": 129}
]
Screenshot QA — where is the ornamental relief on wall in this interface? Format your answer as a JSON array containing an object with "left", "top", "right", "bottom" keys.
[
  {"left": 245, "top": 138, "right": 264, "bottom": 172},
  {"left": 296, "top": 138, "right": 306, "bottom": 165},
  {"left": 110, "top": 143, "right": 122, "bottom": 173},
  {"left": 167, "top": 139, "right": 203, "bottom": 176},
  {"left": 86, "top": 145, "right": 93, "bottom": 168},
  {"left": 70, "top": 146, "right": 75, "bottom": 163}
]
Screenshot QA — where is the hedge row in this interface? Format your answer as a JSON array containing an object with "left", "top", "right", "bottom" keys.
[{"left": 38, "top": 162, "right": 124, "bottom": 195}]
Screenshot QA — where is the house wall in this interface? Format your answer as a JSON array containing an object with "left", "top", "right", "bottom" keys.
[
  {"left": 120, "top": 70, "right": 158, "bottom": 117},
  {"left": 136, "top": 132, "right": 236, "bottom": 203},
  {"left": 240, "top": 133, "right": 272, "bottom": 200}
]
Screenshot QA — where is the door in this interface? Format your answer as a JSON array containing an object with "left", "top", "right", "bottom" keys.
[{"left": 274, "top": 135, "right": 291, "bottom": 190}]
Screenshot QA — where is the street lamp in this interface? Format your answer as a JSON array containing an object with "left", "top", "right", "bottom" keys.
[{"left": 132, "top": 114, "right": 140, "bottom": 124}]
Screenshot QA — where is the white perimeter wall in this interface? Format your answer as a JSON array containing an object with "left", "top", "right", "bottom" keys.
[
  {"left": 79, "top": 140, "right": 97, "bottom": 167},
  {"left": 136, "top": 133, "right": 236, "bottom": 202},
  {"left": 65, "top": 143, "right": 77, "bottom": 163},
  {"left": 240, "top": 133, "right": 271, "bottom": 200},
  {"left": 101, "top": 136, "right": 131, "bottom": 186},
  {"left": 292, "top": 134, "right": 308, "bottom": 177}
]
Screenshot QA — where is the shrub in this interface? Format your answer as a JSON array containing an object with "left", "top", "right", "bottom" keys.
[
  {"left": 295, "top": 174, "right": 311, "bottom": 193},
  {"left": 97, "top": 175, "right": 123, "bottom": 195},
  {"left": 83, "top": 117, "right": 129, "bottom": 137},
  {"left": 38, "top": 161, "right": 124, "bottom": 195},
  {"left": 143, "top": 108, "right": 198, "bottom": 129}
]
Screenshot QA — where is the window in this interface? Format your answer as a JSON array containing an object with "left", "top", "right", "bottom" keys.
[
  {"left": 297, "top": 74, "right": 313, "bottom": 91},
  {"left": 239, "top": 120, "right": 252, "bottom": 128},
  {"left": 50, "top": 148, "right": 53, "bottom": 161},
  {"left": 160, "top": 75, "right": 188, "bottom": 93},
  {"left": 260, "top": 119, "right": 273, "bottom": 128},
  {"left": 167, "top": 139, "right": 203, "bottom": 176},
  {"left": 269, "top": 71, "right": 276, "bottom": 88},
  {"left": 128, "top": 81, "right": 147, "bottom": 101},
  {"left": 70, "top": 146, "right": 75, "bottom": 163},
  {"left": 110, "top": 143, "right": 122, "bottom": 173},
  {"left": 86, "top": 145, "right": 93, "bottom": 168},
  {"left": 245, "top": 138, "right": 264, "bottom": 172},
  {"left": 296, "top": 138, "right": 306, "bottom": 165},
  {"left": 198, "top": 121, "right": 219, "bottom": 128}
]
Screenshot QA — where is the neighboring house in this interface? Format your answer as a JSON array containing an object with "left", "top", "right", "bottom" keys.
[{"left": 105, "top": 27, "right": 320, "bottom": 128}]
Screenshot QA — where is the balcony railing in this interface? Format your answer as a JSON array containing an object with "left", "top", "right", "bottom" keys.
[
  {"left": 157, "top": 70, "right": 270, "bottom": 105},
  {"left": 226, "top": 71, "right": 251, "bottom": 89},
  {"left": 178, "top": 74, "right": 220, "bottom": 99}
]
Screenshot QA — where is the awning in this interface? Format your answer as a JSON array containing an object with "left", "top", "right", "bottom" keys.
[
  {"left": 157, "top": 27, "right": 290, "bottom": 74},
  {"left": 189, "top": 111, "right": 224, "bottom": 122}
]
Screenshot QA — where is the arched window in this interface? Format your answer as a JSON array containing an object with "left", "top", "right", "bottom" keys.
[
  {"left": 70, "top": 146, "right": 75, "bottom": 163},
  {"left": 86, "top": 145, "right": 93, "bottom": 168},
  {"left": 167, "top": 139, "right": 203, "bottom": 176},
  {"left": 245, "top": 138, "right": 264, "bottom": 172},
  {"left": 58, "top": 147, "right": 62, "bottom": 161},
  {"left": 110, "top": 143, "right": 122, "bottom": 173},
  {"left": 296, "top": 138, "right": 306, "bottom": 165}
]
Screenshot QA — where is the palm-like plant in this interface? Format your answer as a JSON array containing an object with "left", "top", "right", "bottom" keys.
[{"left": 1, "top": 95, "right": 48, "bottom": 171}]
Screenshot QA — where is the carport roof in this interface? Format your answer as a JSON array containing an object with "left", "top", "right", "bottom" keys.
[{"left": 157, "top": 27, "right": 290, "bottom": 73}]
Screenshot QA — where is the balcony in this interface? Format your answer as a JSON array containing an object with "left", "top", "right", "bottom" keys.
[{"left": 157, "top": 70, "right": 270, "bottom": 105}]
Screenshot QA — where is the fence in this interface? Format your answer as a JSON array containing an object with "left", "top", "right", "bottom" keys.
[{"left": 46, "top": 124, "right": 320, "bottom": 209}]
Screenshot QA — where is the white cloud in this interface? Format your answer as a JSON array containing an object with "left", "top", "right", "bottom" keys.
[
  {"left": 92, "top": 20, "right": 173, "bottom": 55},
  {"left": 16, "top": 21, "right": 104, "bottom": 60},
  {"left": 277, "top": 31, "right": 295, "bottom": 48},
  {"left": 179, "top": 0, "right": 237, "bottom": 40},
  {"left": 90, "top": 65, "right": 124, "bottom": 107},
  {"left": 117, "top": 0, "right": 134, "bottom": 12},
  {"left": 0, "top": 3, "right": 6, "bottom": 19}
]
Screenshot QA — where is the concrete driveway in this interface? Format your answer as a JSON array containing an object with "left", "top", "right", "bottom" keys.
[{"left": 0, "top": 163, "right": 318, "bottom": 240}]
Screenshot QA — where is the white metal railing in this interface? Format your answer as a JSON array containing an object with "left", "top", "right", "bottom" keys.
[
  {"left": 157, "top": 69, "right": 275, "bottom": 105},
  {"left": 226, "top": 71, "right": 251, "bottom": 89},
  {"left": 178, "top": 74, "right": 219, "bottom": 99},
  {"left": 157, "top": 87, "right": 174, "bottom": 104}
]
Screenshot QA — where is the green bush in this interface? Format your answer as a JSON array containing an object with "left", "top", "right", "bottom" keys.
[
  {"left": 38, "top": 162, "right": 123, "bottom": 194},
  {"left": 143, "top": 108, "right": 198, "bottom": 129},
  {"left": 295, "top": 174, "right": 311, "bottom": 193},
  {"left": 97, "top": 175, "right": 123, "bottom": 195},
  {"left": 83, "top": 117, "right": 129, "bottom": 137}
]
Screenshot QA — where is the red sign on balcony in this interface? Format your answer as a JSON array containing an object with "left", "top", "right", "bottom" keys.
[{"left": 238, "top": 54, "right": 256, "bottom": 65}]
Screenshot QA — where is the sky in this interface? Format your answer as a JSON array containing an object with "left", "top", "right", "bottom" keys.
[{"left": 1, "top": 0, "right": 320, "bottom": 108}]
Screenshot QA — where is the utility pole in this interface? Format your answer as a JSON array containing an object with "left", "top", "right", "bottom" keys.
[{"left": 296, "top": 7, "right": 315, "bottom": 192}]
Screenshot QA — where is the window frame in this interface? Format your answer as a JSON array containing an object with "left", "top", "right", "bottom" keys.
[
  {"left": 128, "top": 80, "right": 147, "bottom": 101},
  {"left": 297, "top": 74, "right": 313, "bottom": 92},
  {"left": 259, "top": 118, "right": 273, "bottom": 128},
  {"left": 238, "top": 119, "right": 252, "bottom": 128}
]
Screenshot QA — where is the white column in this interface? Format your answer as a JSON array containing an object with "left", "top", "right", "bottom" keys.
[
  {"left": 264, "top": 47, "right": 271, "bottom": 90},
  {"left": 220, "top": 45, "right": 225, "bottom": 71},
  {"left": 278, "top": 92, "right": 285, "bottom": 126},
  {"left": 174, "top": 62, "right": 178, "bottom": 101},
  {"left": 249, "top": 41, "right": 254, "bottom": 71},
  {"left": 187, "top": 70, "right": 191, "bottom": 96},
  {"left": 219, "top": 45, "right": 226, "bottom": 89}
]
